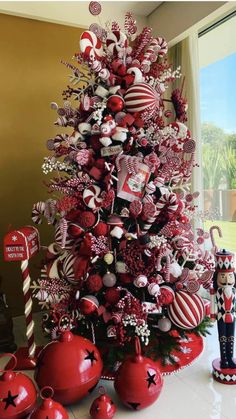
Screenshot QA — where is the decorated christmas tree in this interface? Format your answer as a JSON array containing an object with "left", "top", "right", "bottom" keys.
[{"left": 31, "top": 6, "right": 213, "bottom": 372}]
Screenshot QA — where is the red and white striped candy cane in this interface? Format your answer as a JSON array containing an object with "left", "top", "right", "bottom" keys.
[
  {"left": 209, "top": 225, "right": 222, "bottom": 254},
  {"left": 141, "top": 38, "right": 159, "bottom": 67},
  {"left": 59, "top": 217, "right": 68, "bottom": 249},
  {"left": 21, "top": 259, "right": 36, "bottom": 358},
  {"left": 156, "top": 37, "right": 168, "bottom": 57},
  {"left": 156, "top": 252, "right": 170, "bottom": 282},
  {"left": 141, "top": 202, "right": 157, "bottom": 234},
  {"left": 116, "top": 154, "right": 141, "bottom": 176},
  {"left": 156, "top": 191, "right": 178, "bottom": 217}
]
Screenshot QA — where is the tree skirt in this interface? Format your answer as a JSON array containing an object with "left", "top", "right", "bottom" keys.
[{"left": 101, "top": 333, "right": 204, "bottom": 380}]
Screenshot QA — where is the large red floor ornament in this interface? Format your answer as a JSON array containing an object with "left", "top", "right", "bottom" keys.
[
  {"left": 29, "top": 386, "right": 69, "bottom": 418},
  {"left": 114, "top": 337, "right": 163, "bottom": 410},
  {"left": 90, "top": 386, "right": 116, "bottom": 419},
  {"left": 0, "top": 353, "right": 37, "bottom": 418},
  {"left": 35, "top": 322, "right": 103, "bottom": 405},
  {"left": 3, "top": 226, "right": 41, "bottom": 370}
]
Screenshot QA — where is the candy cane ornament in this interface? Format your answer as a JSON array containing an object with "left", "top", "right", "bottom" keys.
[
  {"left": 3, "top": 226, "right": 41, "bottom": 369},
  {"left": 210, "top": 225, "right": 222, "bottom": 254}
]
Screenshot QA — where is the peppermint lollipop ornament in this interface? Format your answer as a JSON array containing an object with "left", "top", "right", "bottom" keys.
[
  {"left": 80, "top": 31, "right": 103, "bottom": 62},
  {"left": 114, "top": 337, "right": 163, "bottom": 410},
  {"left": 0, "top": 353, "right": 37, "bottom": 418}
]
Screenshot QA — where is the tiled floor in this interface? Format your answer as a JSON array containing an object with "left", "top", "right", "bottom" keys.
[{"left": 1, "top": 313, "right": 236, "bottom": 418}]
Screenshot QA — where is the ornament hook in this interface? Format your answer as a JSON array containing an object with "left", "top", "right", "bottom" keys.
[{"left": 0, "top": 353, "right": 17, "bottom": 373}]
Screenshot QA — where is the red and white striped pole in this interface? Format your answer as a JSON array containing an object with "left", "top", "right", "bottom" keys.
[{"left": 21, "top": 259, "right": 36, "bottom": 359}]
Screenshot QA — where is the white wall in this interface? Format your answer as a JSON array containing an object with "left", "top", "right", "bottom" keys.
[{"left": 148, "top": 1, "right": 227, "bottom": 43}]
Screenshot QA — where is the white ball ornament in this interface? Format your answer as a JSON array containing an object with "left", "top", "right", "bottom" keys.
[
  {"left": 110, "top": 226, "right": 124, "bottom": 239},
  {"left": 169, "top": 261, "right": 182, "bottom": 278},
  {"left": 148, "top": 283, "right": 160, "bottom": 297},
  {"left": 104, "top": 252, "right": 114, "bottom": 265},
  {"left": 134, "top": 275, "right": 148, "bottom": 288},
  {"left": 103, "top": 272, "right": 117, "bottom": 287},
  {"left": 158, "top": 317, "right": 172, "bottom": 332}
]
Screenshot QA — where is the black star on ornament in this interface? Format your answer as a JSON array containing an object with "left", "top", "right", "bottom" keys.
[
  {"left": 84, "top": 349, "right": 97, "bottom": 365},
  {"left": 127, "top": 402, "right": 140, "bottom": 410},
  {"left": 2, "top": 391, "right": 18, "bottom": 410},
  {"left": 146, "top": 370, "right": 156, "bottom": 388}
]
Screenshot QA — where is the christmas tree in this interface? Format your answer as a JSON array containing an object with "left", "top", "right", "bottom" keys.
[{"left": 31, "top": 8, "right": 213, "bottom": 371}]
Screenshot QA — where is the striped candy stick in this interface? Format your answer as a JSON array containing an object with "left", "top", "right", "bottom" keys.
[{"left": 21, "top": 259, "right": 36, "bottom": 359}]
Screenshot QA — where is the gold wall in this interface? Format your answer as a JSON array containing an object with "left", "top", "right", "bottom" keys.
[{"left": 0, "top": 13, "right": 84, "bottom": 316}]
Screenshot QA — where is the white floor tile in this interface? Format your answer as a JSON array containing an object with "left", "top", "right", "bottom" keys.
[{"left": 1, "top": 314, "right": 235, "bottom": 419}]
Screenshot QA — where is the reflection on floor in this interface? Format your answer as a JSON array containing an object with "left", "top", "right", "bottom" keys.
[{"left": 0, "top": 313, "right": 235, "bottom": 419}]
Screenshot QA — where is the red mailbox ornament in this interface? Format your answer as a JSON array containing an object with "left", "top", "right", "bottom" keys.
[
  {"left": 3, "top": 227, "right": 41, "bottom": 370},
  {"left": 4, "top": 226, "right": 40, "bottom": 262},
  {"left": 29, "top": 387, "right": 69, "bottom": 419},
  {"left": 114, "top": 337, "right": 163, "bottom": 410},
  {"left": 0, "top": 354, "right": 37, "bottom": 418},
  {"left": 35, "top": 330, "right": 103, "bottom": 405}
]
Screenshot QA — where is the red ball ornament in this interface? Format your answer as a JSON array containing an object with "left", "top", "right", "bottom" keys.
[
  {"left": 0, "top": 353, "right": 37, "bottom": 418},
  {"left": 90, "top": 387, "right": 116, "bottom": 419},
  {"left": 168, "top": 290, "right": 205, "bottom": 329},
  {"left": 104, "top": 288, "right": 120, "bottom": 304},
  {"left": 35, "top": 330, "right": 103, "bottom": 405},
  {"left": 93, "top": 222, "right": 109, "bottom": 237},
  {"left": 68, "top": 223, "right": 84, "bottom": 238},
  {"left": 78, "top": 211, "right": 96, "bottom": 229},
  {"left": 29, "top": 387, "right": 68, "bottom": 419},
  {"left": 119, "top": 273, "right": 133, "bottom": 284},
  {"left": 79, "top": 295, "right": 99, "bottom": 315},
  {"left": 87, "top": 274, "right": 103, "bottom": 292},
  {"left": 107, "top": 95, "right": 124, "bottom": 113},
  {"left": 114, "top": 338, "right": 163, "bottom": 410},
  {"left": 159, "top": 286, "right": 175, "bottom": 306}
]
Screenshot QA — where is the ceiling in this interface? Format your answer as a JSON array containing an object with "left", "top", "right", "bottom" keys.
[{"left": 0, "top": 1, "right": 163, "bottom": 30}]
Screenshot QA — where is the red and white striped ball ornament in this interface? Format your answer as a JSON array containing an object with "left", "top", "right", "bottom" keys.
[
  {"left": 124, "top": 82, "right": 159, "bottom": 115},
  {"left": 80, "top": 31, "right": 103, "bottom": 61},
  {"left": 62, "top": 252, "right": 78, "bottom": 284},
  {"left": 168, "top": 290, "right": 205, "bottom": 329}
]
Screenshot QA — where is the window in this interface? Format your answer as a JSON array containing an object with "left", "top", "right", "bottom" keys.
[{"left": 199, "top": 13, "right": 236, "bottom": 252}]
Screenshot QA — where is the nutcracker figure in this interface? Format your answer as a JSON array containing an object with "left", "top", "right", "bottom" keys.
[{"left": 210, "top": 249, "right": 236, "bottom": 384}]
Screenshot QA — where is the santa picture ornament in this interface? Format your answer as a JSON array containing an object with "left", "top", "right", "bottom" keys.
[
  {"left": 114, "top": 337, "right": 163, "bottom": 410},
  {"left": 0, "top": 353, "right": 37, "bottom": 418},
  {"left": 35, "top": 328, "right": 103, "bottom": 404},
  {"left": 211, "top": 249, "right": 236, "bottom": 384},
  {"left": 29, "top": 387, "right": 68, "bottom": 418}
]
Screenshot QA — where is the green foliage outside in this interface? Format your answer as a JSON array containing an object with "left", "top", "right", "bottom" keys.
[{"left": 202, "top": 123, "right": 236, "bottom": 190}]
